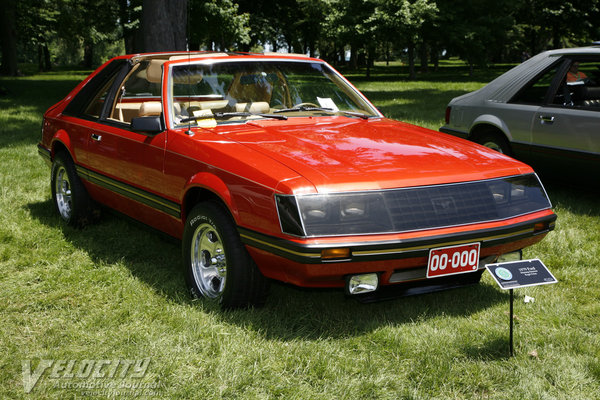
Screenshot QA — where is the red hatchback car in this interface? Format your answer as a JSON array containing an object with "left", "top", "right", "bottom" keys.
[{"left": 39, "top": 52, "right": 556, "bottom": 308}]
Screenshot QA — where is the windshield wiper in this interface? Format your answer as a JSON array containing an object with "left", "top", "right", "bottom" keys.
[
  {"left": 273, "top": 106, "right": 373, "bottom": 119},
  {"left": 179, "top": 111, "right": 287, "bottom": 124}
]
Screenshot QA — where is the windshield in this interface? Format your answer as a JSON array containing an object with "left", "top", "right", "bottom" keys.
[{"left": 168, "top": 60, "right": 380, "bottom": 127}]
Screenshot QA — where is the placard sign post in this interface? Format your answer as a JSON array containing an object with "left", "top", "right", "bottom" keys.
[{"left": 486, "top": 259, "right": 558, "bottom": 356}]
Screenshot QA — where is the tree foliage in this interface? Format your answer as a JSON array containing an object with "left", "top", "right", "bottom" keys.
[{"left": 2, "top": 0, "right": 599, "bottom": 76}]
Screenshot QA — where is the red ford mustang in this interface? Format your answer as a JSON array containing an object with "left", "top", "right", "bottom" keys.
[{"left": 39, "top": 52, "right": 556, "bottom": 308}]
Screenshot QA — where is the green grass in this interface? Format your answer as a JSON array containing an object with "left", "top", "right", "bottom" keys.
[{"left": 1, "top": 65, "right": 599, "bottom": 399}]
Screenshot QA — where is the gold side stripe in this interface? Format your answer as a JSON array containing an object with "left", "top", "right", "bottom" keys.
[
  {"left": 240, "top": 234, "right": 321, "bottom": 258},
  {"left": 352, "top": 227, "right": 534, "bottom": 257},
  {"left": 77, "top": 167, "right": 179, "bottom": 212}
]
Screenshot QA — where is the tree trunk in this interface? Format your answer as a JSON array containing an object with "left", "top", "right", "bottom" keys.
[
  {"left": 419, "top": 43, "right": 428, "bottom": 73},
  {"left": 552, "top": 24, "right": 561, "bottom": 49},
  {"left": 83, "top": 38, "right": 94, "bottom": 69},
  {"left": 350, "top": 44, "right": 358, "bottom": 69},
  {"left": 430, "top": 45, "right": 439, "bottom": 71},
  {"left": 43, "top": 44, "right": 52, "bottom": 71},
  {"left": 385, "top": 42, "right": 390, "bottom": 66},
  {"left": 407, "top": 42, "right": 416, "bottom": 80},
  {"left": 38, "top": 45, "right": 44, "bottom": 72},
  {"left": 120, "top": 0, "right": 142, "bottom": 53},
  {"left": 0, "top": 0, "right": 18, "bottom": 76},
  {"left": 142, "top": 0, "right": 188, "bottom": 52}
]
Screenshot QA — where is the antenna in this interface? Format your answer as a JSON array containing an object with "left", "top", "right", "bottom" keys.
[{"left": 185, "top": 1, "right": 194, "bottom": 136}]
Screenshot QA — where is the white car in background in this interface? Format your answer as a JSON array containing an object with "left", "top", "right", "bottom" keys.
[{"left": 440, "top": 46, "right": 600, "bottom": 185}]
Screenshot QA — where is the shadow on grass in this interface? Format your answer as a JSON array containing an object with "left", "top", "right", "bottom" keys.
[
  {"left": 461, "top": 337, "right": 512, "bottom": 360},
  {"left": 27, "top": 199, "right": 510, "bottom": 348},
  {"left": 544, "top": 182, "right": 600, "bottom": 217},
  {"left": 0, "top": 78, "right": 80, "bottom": 149}
]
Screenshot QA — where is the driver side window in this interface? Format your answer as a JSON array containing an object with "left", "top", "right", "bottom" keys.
[{"left": 560, "top": 58, "right": 600, "bottom": 109}]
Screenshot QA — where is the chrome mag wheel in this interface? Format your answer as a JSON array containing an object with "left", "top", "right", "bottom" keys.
[
  {"left": 55, "top": 165, "right": 73, "bottom": 220},
  {"left": 190, "top": 223, "right": 227, "bottom": 299}
]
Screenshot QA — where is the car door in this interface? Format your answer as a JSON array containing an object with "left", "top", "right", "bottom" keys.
[
  {"left": 84, "top": 60, "right": 179, "bottom": 220},
  {"left": 504, "top": 60, "right": 568, "bottom": 158},
  {"left": 530, "top": 56, "right": 600, "bottom": 180}
]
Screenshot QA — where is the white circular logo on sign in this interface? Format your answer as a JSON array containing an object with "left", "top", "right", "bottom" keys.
[{"left": 495, "top": 267, "right": 513, "bottom": 281}]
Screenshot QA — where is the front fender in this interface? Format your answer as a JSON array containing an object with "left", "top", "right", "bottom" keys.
[{"left": 182, "top": 172, "right": 237, "bottom": 221}]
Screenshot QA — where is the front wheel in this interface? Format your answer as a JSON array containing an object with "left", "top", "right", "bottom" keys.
[{"left": 182, "top": 202, "right": 269, "bottom": 309}]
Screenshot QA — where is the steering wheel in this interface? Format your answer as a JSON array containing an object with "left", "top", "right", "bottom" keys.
[{"left": 292, "top": 102, "right": 320, "bottom": 109}]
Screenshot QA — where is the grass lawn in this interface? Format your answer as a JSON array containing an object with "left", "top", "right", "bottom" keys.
[{"left": 1, "top": 65, "right": 599, "bottom": 399}]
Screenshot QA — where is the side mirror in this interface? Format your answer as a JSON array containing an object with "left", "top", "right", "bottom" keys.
[{"left": 131, "top": 116, "right": 163, "bottom": 135}]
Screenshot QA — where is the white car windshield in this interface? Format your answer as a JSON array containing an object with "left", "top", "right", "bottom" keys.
[{"left": 168, "top": 60, "right": 379, "bottom": 127}]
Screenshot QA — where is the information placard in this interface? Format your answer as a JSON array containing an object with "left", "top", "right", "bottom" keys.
[{"left": 486, "top": 258, "right": 558, "bottom": 290}]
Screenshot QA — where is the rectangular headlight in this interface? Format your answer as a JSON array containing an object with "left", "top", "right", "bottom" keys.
[{"left": 295, "top": 192, "right": 392, "bottom": 236}]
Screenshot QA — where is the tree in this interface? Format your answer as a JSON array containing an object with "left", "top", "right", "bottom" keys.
[
  {"left": 0, "top": 0, "right": 18, "bottom": 76},
  {"left": 15, "top": 0, "right": 59, "bottom": 71},
  {"left": 372, "top": 0, "right": 437, "bottom": 79},
  {"left": 435, "top": 0, "right": 518, "bottom": 73},
  {"left": 142, "top": 0, "right": 188, "bottom": 52},
  {"left": 189, "top": 0, "right": 249, "bottom": 51},
  {"left": 119, "top": 0, "right": 143, "bottom": 54}
]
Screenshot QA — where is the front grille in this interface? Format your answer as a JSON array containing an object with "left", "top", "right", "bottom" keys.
[{"left": 383, "top": 181, "right": 499, "bottom": 232}]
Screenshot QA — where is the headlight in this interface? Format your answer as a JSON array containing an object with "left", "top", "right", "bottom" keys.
[
  {"left": 297, "top": 192, "right": 393, "bottom": 236},
  {"left": 276, "top": 192, "right": 392, "bottom": 237},
  {"left": 489, "top": 174, "right": 551, "bottom": 219}
]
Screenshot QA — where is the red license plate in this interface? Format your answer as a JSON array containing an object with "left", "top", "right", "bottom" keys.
[{"left": 427, "top": 242, "right": 480, "bottom": 278}]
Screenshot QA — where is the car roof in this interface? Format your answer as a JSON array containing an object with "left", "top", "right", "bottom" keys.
[
  {"left": 450, "top": 46, "right": 600, "bottom": 104},
  {"left": 540, "top": 46, "right": 600, "bottom": 57},
  {"left": 128, "top": 51, "right": 321, "bottom": 65}
]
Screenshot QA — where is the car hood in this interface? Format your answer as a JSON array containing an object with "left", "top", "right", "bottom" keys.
[{"left": 213, "top": 117, "right": 531, "bottom": 193}]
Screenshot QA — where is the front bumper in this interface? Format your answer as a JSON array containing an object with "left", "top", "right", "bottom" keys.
[{"left": 240, "top": 211, "right": 556, "bottom": 288}]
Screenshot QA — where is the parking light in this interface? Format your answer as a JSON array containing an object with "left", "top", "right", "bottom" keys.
[{"left": 321, "top": 248, "right": 351, "bottom": 260}]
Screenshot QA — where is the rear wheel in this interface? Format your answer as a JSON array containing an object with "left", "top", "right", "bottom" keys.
[
  {"left": 474, "top": 132, "right": 512, "bottom": 156},
  {"left": 182, "top": 201, "right": 269, "bottom": 309},
  {"left": 51, "top": 151, "right": 97, "bottom": 227}
]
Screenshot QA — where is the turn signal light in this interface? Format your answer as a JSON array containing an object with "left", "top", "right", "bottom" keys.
[{"left": 321, "top": 248, "right": 351, "bottom": 260}]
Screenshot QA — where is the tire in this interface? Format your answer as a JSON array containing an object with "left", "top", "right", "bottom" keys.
[
  {"left": 474, "top": 132, "right": 512, "bottom": 156},
  {"left": 182, "top": 201, "right": 269, "bottom": 309},
  {"left": 51, "top": 151, "right": 97, "bottom": 227}
]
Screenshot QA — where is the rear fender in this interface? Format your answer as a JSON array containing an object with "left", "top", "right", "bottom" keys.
[
  {"left": 470, "top": 115, "right": 513, "bottom": 141},
  {"left": 51, "top": 130, "right": 75, "bottom": 161}
]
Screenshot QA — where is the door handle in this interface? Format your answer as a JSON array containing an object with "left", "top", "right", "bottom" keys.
[
  {"left": 539, "top": 115, "right": 555, "bottom": 125},
  {"left": 91, "top": 133, "right": 102, "bottom": 141}
]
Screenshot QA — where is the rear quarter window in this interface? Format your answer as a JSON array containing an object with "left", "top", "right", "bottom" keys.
[{"left": 63, "top": 59, "right": 128, "bottom": 119}]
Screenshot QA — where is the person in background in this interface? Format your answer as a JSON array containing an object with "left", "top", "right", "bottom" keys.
[{"left": 567, "top": 61, "right": 588, "bottom": 82}]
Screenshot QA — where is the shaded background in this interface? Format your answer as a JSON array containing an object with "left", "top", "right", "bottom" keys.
[{"left": 1, "top": 0, "right": 599, "bottom": 78}]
